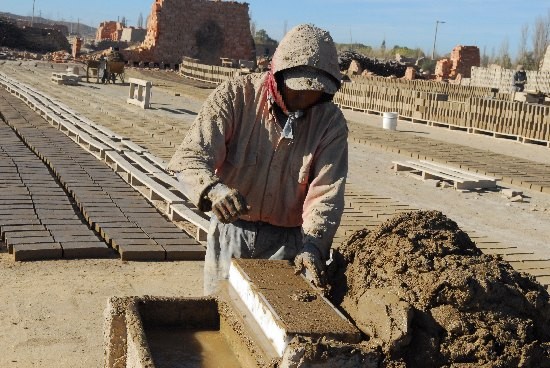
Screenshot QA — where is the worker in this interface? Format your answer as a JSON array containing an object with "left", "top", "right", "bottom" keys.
[
  {"left": 98, "top": 55, "right": 108, "bottom": 84},
  {"left": 513, "top": 65, "right": 527, "bottom": 92},
  {"left": 168, "top": 24, "right": 348, "bottom": 295}
]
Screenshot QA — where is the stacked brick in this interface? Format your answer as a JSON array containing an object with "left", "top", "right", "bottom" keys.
[
  {"left": 470, "top": 65, "right": 550, "bottom": 93},
  {"left": 449, "top": 45, "right": 480, "bottom": 78},
  {"left": 404, "top": 67, "right": 416, "bottom": 81},
  {"left": 435, "top": 59, "right": 452, "bottom": 80},
  {"left": 72, "top": 37, "right": 83, "bottom": 59},
  {"left": 541, "top": 45, "right": 550, "bottom": 72},
  {"left": 128, "top": 0, "right": 254, "bottom": 65}
]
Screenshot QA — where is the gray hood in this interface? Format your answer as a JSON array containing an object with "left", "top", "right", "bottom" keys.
[{"left": 271, "top": 24, "right": 341, "bottom": 94}]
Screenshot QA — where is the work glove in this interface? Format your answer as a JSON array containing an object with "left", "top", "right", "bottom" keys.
[
  {"left": 207, "top": 183, "right": 248, "bottom": 224},
  {"left": 294, "top": 243, "right": 327, "bottom": 290}
]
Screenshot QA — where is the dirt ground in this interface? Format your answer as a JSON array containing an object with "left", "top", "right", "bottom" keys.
[{"left": 0, "top": 62, "right": 549, "bottom": 367}]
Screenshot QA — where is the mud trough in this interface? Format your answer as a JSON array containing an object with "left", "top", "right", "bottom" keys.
[{"left": 103, "top": 259, "right": 361, "bottom": 368}]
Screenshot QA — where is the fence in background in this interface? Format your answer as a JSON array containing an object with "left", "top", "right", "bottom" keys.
[{"left": 179, "top": 59, "right": 550, "bottom": 147}]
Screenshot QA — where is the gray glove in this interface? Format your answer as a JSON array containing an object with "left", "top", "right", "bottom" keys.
[
  {"left": 207, "top": 183, "right": 248, "bottom": 224},
  {"left": 294, "top": 243, "right": 327, "bottom": 290}
]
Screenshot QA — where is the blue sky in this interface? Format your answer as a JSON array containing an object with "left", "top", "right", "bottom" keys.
[{"left": 2, "top": 0, "right": 549, "bottom": 58}]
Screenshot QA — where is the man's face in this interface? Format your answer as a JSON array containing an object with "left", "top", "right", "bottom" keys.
[{"left": 282, "top": 85, "right": 324, "bottom": 112}]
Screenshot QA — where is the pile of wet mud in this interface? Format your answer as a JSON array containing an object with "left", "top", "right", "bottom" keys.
[{"left": 329, "top": 210, "right": 550, "bottom": 368}]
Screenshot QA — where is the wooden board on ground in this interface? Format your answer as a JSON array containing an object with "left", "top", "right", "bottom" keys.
[{"left": 393, "top": 159, "right": 498, "bottom": 190}]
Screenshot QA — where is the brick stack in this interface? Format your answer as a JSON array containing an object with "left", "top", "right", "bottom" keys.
[
  {"left": 404, "top": 66, "right": 416, "bottom": 81},
  {"left": 129, "top": 0, "right": 254, "bottom": 65},
  {"left": 448, "top": 45, "right": 480, "bottom": 79},
  {"left": 541, "top": 45, "right": 550, "bottom": 72},
  {"left": 72, "top": 37, "right": 83, "bottom": 59},
  {"left": 435, "top": 58, "right": 452, "bottom": 80}
]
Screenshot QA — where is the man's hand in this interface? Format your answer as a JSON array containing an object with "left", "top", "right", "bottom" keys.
[
  {"left": 294, "top": 243, "right": 327, "bottom": 290},
  {"left": 207, "top": 183, "right": 249, "bottom": 223}
]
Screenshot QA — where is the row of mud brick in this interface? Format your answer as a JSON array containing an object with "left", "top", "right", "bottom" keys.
[
  {"left": 179, "top": 60, "right": 549, "bottom": 144},
  {"left": 347, "top": 122, "right": 550, "bottom": 194},
  {"left": 0, "top": 90, "right": 205, "bottom": 261},
  {"left": 470, "top": 66, "right": 550, "bottom": 94},
  {"left": 180, "top": 58, "right": 242, "bottom": 84},
  {"left": 334, "top": 82, "right": 550, "bottom": 144}
]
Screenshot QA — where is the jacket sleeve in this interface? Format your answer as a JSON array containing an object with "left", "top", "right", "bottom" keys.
[
  {"left": 167, "top": 80, "right": 236, "bottom": 210},
  {"left": 301, "top": 112, "right": 348, "bottom": 260}
]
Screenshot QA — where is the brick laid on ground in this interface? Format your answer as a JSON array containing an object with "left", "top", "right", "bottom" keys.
[{"left": 0, "top": 89, "right": 204, "bottom": 261}]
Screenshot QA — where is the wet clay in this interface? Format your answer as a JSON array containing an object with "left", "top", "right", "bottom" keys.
[
  {"left": 145, "top": 328, "right": 241, "bottom": 368},
  {"left": 234, "top": 259, "right": 358, "bottom": 338},
  {"left": 331, "top": 210, "right": 550, "bottom": 367}
]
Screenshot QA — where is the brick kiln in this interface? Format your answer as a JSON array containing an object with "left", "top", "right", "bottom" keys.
[{"left": 124, "top": 0, "right": 255, "bottom": 67}]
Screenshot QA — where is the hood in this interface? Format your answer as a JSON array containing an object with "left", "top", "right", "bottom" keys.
[{"left": 271, "top": 24, "right": 341, "bottom": 93}]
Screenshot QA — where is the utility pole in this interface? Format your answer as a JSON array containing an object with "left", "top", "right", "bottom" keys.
[
  {"left": 431, "top": 20, "right": 446, "bottom": 60},
  {"left": 31, "top": 0, "right": 35, "bottom": 27}
]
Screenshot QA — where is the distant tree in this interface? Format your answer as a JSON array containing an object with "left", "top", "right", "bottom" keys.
[
  {"left": 391, "top": 45, "right": 424, "bottom": 59},
  {"left": 532, "top": 11, "right": 550, "bottom": 70},
  {"left": 254, "top": 29, "right": 277, "bottom": 45},
  {"left": 516, "top": 24, "right": 529, "bottom": 65},
  {"left": 380, "top": 39, "right": 386, "bottom": 56},
  {"left": 481, "top": 45, "right": 489, "bottom": 67},
  {"left": 496, "top": 38, "right": 512, "bottom": 69},
  {"left": 419, "top": 58, "right": 436, "bottom": 73},
  {"left": 250, "top": 21, "right": 256, "bottom": 38},
  {"left": 137, "top": 13, "right": 143, "bottom": 28},
  {"left": 336, "top": 43, "right": 373, "bottom": 56}
]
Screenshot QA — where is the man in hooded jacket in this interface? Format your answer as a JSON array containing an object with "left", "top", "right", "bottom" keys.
[{"left": 168, "top": 24, "right": 348, "bottom": 294}]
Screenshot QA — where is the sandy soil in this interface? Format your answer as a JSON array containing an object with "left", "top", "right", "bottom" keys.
[
  {"left": 0, "top": 251, "right": 203, "bottom": 367},
  {"left": 0, "top": 61, "right": 549, "bottom": 366},
  {"left": 340, "top": 109, "right": 550, "bottom": 259}
]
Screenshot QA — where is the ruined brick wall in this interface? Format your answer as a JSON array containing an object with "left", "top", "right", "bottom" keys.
[
  {"left": 96, "top": 21, "right": 120, "bottom": 41},
  {"left": 448, "top": 45, "right": 480, "bottom": 78},
  {"left": 128, "top": 0, "right": 254, "bottom": 65}
]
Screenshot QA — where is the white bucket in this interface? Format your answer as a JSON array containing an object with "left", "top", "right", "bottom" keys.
[{"left": 382, "top": 112, "right": 398, "bottom": 130}]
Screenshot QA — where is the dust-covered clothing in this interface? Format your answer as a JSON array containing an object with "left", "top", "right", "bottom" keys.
[
  {"left": 513, "top": 70, "right": 527, "bottom": 92},
  {"left": 204, "top": 216, "right": 302, "bottom": 294},
  {"left": 168, "top": 73, "right": 348, "bottom": 259}
]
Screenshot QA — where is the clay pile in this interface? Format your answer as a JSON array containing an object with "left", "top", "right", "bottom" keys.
[{"left": 329, "top": 210, "right": 550, "bottom": 368}]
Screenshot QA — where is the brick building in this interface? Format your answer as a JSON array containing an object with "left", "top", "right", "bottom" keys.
[
  {"left": 96, "top": 21, "right": 124, "bottom": 41},
  {"left": 120, "top": 28, "right": 147, "bottom": 43},
  {"left": 125, "top": 0, "right": 254, "bottom": 66}
]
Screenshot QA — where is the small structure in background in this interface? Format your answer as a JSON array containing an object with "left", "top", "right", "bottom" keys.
[
  {"left": 72, "top": 37, "right": 83, "bottom": 59},
  {"left": 435, "top": 45, "right": 480, "bottom": 81},
  {"left": 127, "top": 78, "right": 152, "bottom": 109}
]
